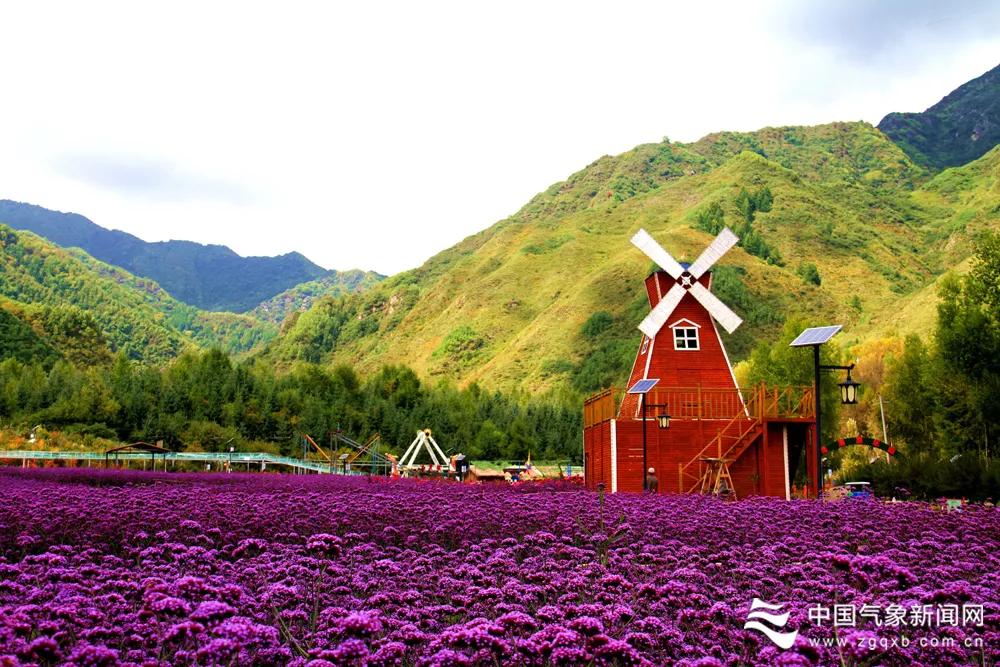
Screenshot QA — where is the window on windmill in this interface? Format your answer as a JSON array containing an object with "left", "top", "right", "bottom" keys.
[{"left": 670, "top": 320, "right": 700, "bottom": 350}]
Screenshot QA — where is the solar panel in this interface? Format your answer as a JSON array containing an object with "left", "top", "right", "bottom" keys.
[
  {"left": 789, "top": 325, "right": 843, "bottom": 347},
  {"left": 627, "top": 378, "right": 660, "bottom": 394}
]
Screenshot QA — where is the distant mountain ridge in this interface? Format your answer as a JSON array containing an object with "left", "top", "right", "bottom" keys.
[
  {"left": 878, "top": 63, "right": 1000, "bottom": 169},
  {"left": 0, "top": 200, "right": 329, "bottom": 312}
]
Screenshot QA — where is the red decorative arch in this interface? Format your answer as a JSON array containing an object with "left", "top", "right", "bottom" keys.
[{"left": 821, "top": 435, "right": 898, "bottom": 457}]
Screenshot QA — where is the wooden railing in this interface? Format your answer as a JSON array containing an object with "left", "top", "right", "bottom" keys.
[
  {"left": 583, "top": 383, "right": 814, "bottom": 428},
  {"left": 748, "top": 384, "right": 815, "bottom": 421},
  {"left": 583, "top": 387, "right": 620, "bottom": 429},
  {"left": 644, "top": 386, "right": 746, "bottom": 420}
]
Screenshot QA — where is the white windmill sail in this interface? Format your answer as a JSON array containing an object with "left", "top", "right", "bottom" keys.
[
  {"left": 688, "top": 282, "right": 743, "bottom": 334},
  {"left": 630, "top": 229, "right": 685, "bottom": 278},
  {"left": 687, "top": 227, "right": 739, "bottom": 279},
  {"left": 637, "top": 283, "right": 686, "bottom": 339},
  {"left": 631, "top": 227, "right": 744, "bottom": 336}
]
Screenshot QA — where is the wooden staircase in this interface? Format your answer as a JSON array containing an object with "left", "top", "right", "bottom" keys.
[
  {"left": 674, "top": 383, "right": 815, "bottom": 495},
  {"left": 677, "top": 411, "right": 763, "bottom": 494}
]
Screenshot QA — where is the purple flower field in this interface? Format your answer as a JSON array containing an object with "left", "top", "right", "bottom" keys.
[{"left": 0, "top": 469, "right": 997, "bottom": 666}]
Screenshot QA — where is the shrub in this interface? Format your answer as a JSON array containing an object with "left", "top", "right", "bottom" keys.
[
  {"left": 580, "top": 312, "right": 614, "bottom": 339},
  {"left": 796, "top": 261, "right": 822, "bottom": 286}
]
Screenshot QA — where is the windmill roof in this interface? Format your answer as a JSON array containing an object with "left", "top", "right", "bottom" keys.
[{"left": 646, "top": 262, "right": 698, "bottom": 278}]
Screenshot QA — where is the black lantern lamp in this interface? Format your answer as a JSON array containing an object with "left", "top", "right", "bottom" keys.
[
  {"left": 838, "top": 368, "right": 860, "bottom": 405},
  {"left": 656, "top": 413, "right": 671, "bottom": 429}
]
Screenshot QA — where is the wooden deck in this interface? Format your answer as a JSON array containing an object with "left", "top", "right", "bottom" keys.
[{"left": 583, "top": 383, "right": 814, "bottom": 428}]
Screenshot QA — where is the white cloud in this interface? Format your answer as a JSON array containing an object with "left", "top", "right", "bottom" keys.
[{"left": 0, "top": 1, "right": 996, "bottom": 273}]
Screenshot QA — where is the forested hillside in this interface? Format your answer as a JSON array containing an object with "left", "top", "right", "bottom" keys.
[
  {"left": 0, "top": 354, "right": 580, "bottom": 462},
  {"left": 251, "top": 270, "right": 385, "bottom": 324},
  {"left": 0, "top": 226, "right": 275, "bottom": 363},
  {"left": 0, "top": 224, "right": 578, "bottom": 461}
]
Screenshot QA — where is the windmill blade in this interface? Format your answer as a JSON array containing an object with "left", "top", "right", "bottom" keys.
[
  {"left": 637, "top": 283, "right": 686, "bottom": 339},
  {"left": 687, "top": 227, "right": 739, "bottom": 279},
  {"left": 631, "top": 229, "right": 684, "bottom": 279},
  {"left": 688, "top": 282, "right": 743, "bottom": 333}
]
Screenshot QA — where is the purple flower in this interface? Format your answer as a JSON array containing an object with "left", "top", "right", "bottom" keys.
[
  {"left": 306, "top": 534, "right": 343, "bottom": 559},
  {"left": 0, "top": 469, "right": 996, "bottom": 666},
  {"left": 191, "top": 601, "right": 237, "bottom": 624},
  {"left": 65, "top": 642, "right": 119, "bottom": 667}
]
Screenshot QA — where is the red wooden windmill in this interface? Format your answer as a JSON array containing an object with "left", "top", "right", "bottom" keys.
[
  {"left": 583, "top": 228, "right": 817, "bottom": 498},
  {"left": 620, "top": 228, "right": 743, "bottom": 415}
]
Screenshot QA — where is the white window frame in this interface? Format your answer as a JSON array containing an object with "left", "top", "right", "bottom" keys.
[{"left": 669, "top": 318, "right": 701, "bottom": 351}]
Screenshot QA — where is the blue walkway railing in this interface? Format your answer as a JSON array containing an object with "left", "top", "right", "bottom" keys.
[{"left": 0, "top": 450, "right": 339, "bottom": 473}]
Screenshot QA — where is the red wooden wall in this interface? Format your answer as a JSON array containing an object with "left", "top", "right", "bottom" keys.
[
  {"left": 584, "top": 418, "right": 815, "bottom": 498},
  {"left": 583, "top": 421, "right": 612, "bottom": 490}
]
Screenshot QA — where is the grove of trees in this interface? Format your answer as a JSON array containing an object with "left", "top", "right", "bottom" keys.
[
  {"left": 0, "top": 352, "right": 582, "bottom": 463},
  {"left": 861, "top": 232, "right": 1000, "bottom": 499}
]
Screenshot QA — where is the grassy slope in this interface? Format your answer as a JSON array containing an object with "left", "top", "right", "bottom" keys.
[
  {"left": 0, "top": 226, "right": 277, "bottom": 363},
  {"left": 268, "top": 124, "right": 999, "bottom": 393},
  {"left": 866, "top": 145, "right": 1000, "bottom": 339}
]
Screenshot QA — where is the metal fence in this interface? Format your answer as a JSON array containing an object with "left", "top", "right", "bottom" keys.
[{"left": 0, "top": 450, "right": 336, "bottom": 473}]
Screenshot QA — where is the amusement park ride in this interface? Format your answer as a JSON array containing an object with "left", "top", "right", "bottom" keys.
[
  {"left": 583, "top": 227, "right": 820, "bottom": 499},
  {"left": 299, "top": 428, "right": 467, "bottom": 479},
  {"left": 397, "top": 429, "right": 450, "bottom": 474}
]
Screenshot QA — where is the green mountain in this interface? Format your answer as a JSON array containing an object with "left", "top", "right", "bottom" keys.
[
  {"left": 3, "top": 66, "right": 996, "bottom": 391},
  {"left": 878, "top": 63, "right": 1000, "bottom": 170},
  {"left": 250, "top": 270, "right": 385, "bottom": 324},
  {"left": 0, "top": 225, "right": 276, "bottom": 364},
  {"left": 265, "top": 122, "right": 1000, "bottom": 394},
  {"left": 0, "top": 200, "right": 329, "bottom": 312}
]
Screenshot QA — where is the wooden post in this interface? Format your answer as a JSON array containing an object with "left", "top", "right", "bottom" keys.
[
  {"left": 678, "top": 463, "right": 683, "bottom": 493},
  {"left": 761, "top": 422, "right": 769, "bottom": 496}
]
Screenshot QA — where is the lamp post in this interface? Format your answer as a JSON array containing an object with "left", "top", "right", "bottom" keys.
[
  {"left": 791, "top": 325, "right": 861, "bottom": 498},
  {"left": 223, "top": 437, "right": 235, "bottom": 474},
  {"left": 628, "top": 378, "right": 662, "bottom": 492},
  {"left": 641, "top": 398, "right": 671, "bottom": 491}
]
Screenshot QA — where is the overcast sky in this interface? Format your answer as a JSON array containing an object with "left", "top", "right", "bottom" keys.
[{"left": 1, "top": 1, "right": 997, "bottom": 275}]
